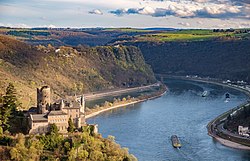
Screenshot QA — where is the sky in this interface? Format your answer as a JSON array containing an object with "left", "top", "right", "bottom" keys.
[{"left": 0, "top": 0, "right": 250, "bottom": 28}]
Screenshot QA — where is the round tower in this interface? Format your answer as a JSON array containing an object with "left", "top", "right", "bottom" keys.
[
  {"left": 80, "top": 95, "right": 85, "bottom": 114},
  {"left": 37, "top": 86, "right": 51, "bottom": 114}
]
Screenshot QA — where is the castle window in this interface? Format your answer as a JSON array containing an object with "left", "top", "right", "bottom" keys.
[
  {"left": 76, "top": 114, "right": 78, "bottom": 117},
  {"left": 76, "top": 109, "right": 78, "bottom": 112}
]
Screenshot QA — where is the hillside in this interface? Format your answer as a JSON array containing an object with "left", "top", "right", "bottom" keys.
[
  {"left": 125, "top": 40, "right": 250, "bottom": 82},
  {"left": 1, "top": 28, "right": 249, "bottom": 47},
  {"left": 0, "top": 28, "right": 154, "bottom": 47},
  {"left": 1, "top": 27, "right": 250, "bottom": 84},
  {"left": 0, "top": 35, "right": 156, "bottom": 109}
]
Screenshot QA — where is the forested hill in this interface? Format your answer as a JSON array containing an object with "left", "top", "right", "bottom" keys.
[
  {"left": 0, "top": 35, "right": 156, "bottom": 108},
  {"left": 124, "top": 40, "right": 250, "bottom": 82}
]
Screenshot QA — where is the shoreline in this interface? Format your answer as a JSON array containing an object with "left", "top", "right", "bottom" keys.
[
  {"left": 84, "top": 83, "right": 160, "bottom": 100},
  {"left": 85, "top": 85, "right": 167, "bottom": 119},
  {"left": 159, "top": 75, "right": 250, "bottom": 150}
]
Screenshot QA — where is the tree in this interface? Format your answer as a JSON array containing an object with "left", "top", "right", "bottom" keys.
[
  {"left": 89, "top": 150, "right": 104, "bottom": 161},
  {"left": 49, "top": 123, "right": 59, "bottom": 135},
  {"left": 68, "top": 117, "right": 75, "bottom": 133},
  {"left": 27, "top": 137, "right": 44, "bottom": 160},
  {"left": 0, "top": 83, "right": 19, "bottom": 132},
  {"left": 107, "top": 135, "right": 115, "bottom": 142},
  {"left": 10, "top": 134, "right": 28, "bottom": 161},
  {"left": 0, "top": 123, "right": 3, "bottom": 134},
  {"left": 63, "top": 141, "right": 71, "bottom": 153},
  {"left": 4, "top": 83, "right": 18, "bottom": 113},
  {"left": 10, "top": 134, "right": 44, "bottom": 161},
  {"left": 78, "top": 149, "right": 88, "bottom": 160},
  {"left": 0, "top": 95, "right": 3, "bottom": 134}
]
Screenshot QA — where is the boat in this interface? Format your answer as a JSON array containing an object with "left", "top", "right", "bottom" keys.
[
  {"left": 171, "top": 135, "right": 181, "bottom": 148},
  {"left": 225, "top": 93, "right": 230, "bottom": 103},
  {"left": 202, "top": 91, "right": 208, "bottom": 97}
]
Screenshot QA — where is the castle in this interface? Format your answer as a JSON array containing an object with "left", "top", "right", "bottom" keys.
[{"left": 28, "top": 86, "right": 86, "bottom": 134}]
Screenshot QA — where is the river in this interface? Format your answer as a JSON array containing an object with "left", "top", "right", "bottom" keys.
[{"left": 87, "top": 79, "right": 250, "bottom": 161}]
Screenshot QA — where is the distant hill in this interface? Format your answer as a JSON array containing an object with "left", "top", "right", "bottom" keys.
[
  {"left": 124, "top": 40, "right": 250, "bottom": 82},
  {"left": 142, "top": 28, "right": 177, "bottom": 31},
  {"left": 1, "top": 27, "right": 250, "bottom": 84},
  {"left": 1, "top": 27, "right": 249, "bottom": 46},
  {"left": 0, "top": 35, "right": 155, "bottom": 108}
]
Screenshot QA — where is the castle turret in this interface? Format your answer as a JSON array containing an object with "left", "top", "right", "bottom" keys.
[
  {"left": 80, "top": 95, "right": 85, "bottom": 114},
  {"left": 37, "top": 86, "right": 51, "bottom": 114},
  {"left": 59, "top": 99, "right": 64, "bottom": 110}
]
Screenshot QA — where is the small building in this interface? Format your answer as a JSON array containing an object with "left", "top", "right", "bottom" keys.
[
  {"left": 28, "top": 86, "right": 86, "bottom": 134},
  {"left": 238, "top": 126, "right": 250, "bottom": 137},
  {"left": 55, "top": 49, "right": 60, "bottom": 53}
]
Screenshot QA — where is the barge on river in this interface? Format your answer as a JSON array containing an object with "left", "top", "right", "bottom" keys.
[{"left": 171, "top": 135, "right": 182, "bottom": 148}]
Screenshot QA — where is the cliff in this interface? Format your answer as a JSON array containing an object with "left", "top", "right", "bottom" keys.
[{"left": 0, "top": 35, "right": 156, "bottom": 108}]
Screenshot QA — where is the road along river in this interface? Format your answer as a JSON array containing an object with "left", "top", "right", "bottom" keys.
[{"left": 87, "top": 79, "right": 250, "bottom": 161}]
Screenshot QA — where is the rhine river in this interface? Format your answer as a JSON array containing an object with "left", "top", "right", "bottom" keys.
[{"left": 87, "top": 79, "right": 250, "bottom": 161}]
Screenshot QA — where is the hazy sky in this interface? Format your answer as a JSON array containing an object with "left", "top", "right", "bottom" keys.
[{"left": 0, "top": 0, "right": 249, "bottom": 28}]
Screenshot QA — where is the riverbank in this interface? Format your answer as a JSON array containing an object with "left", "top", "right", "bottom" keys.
[
  {"left": 158, "top": 74, "right": 250, "bottom": 150},
  {"left": 85, "top": 83, "right": 167, "bottom": 119},
  {"left": 84, "top": 83, "right": 161, "bottom": 100}
]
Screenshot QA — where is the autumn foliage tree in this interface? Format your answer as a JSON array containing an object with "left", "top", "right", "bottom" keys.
[{"left": 10, "top": 134, "right": 43, "bottom": 161}]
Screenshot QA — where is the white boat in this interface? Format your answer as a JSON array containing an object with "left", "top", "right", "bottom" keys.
[
  {"left": 225, "top": 98, "right": 230, "bottom": 103},
  {"left": 202, "top": 91, "right": 208, "bottom": 97}
]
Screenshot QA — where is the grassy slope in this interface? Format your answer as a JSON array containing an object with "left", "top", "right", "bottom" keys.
[
  {"left": 135, "top": 29, "right": 250, "bottom": 42},
  {"left": 0, "top": 35, "right": 155, "bottom": 109}
]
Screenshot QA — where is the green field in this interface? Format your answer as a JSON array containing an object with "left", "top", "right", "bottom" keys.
[{"left": 135, "top": 29, "right": 244, "bottom": 42}]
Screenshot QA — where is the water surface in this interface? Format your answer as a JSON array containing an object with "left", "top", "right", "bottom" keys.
[{"left": 87, "top": 79, "right": 250, "bottom": 161}]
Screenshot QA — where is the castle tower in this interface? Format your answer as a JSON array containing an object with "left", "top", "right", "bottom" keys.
[
  {"left": 80, "top": 95, "right": 85, "bottom": 114},
  {"left": 59, "top": 99, "right": 64, "bottom": 110},
  {"left": 37, "top": 86, "right": 51, "bottom": 114}
]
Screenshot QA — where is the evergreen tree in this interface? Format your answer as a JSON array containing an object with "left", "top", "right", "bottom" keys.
[
  {"left": 4, "top": 83, "right": 18, "bottom": 113},
  {"left": 68, "top": 117, "right": 75, "bottom": 133},
  {"left": 0, "top": 83, "right": 19, "bottom": 132},
  {"left": 0, "top": 95, "right": 3, "bottom": 104},
  {"left": 49, "top": 123, "right": 59, "bottom": 135}
]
